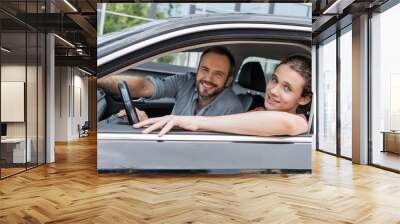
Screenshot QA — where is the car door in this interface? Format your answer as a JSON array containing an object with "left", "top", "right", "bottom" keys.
[{"left": 97, "top": 14, "right": 313, "bottom": 173}]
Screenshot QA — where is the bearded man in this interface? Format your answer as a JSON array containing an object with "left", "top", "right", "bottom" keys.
[{"left": 98, "top": 46, "right": 244, "bottom": 120}]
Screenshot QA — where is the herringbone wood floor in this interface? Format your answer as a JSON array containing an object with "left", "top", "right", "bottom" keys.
[{"left": 1, "top": 135, "right": 400, "bottom": 224}]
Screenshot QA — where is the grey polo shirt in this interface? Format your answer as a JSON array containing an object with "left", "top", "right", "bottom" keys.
[{"left": 146, "top": 73, "right": 244, "bottom": 116}]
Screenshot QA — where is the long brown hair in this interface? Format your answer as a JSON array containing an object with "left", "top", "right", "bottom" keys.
[{"left": 277, "top": 55, "right": 312, "bottom": 117}]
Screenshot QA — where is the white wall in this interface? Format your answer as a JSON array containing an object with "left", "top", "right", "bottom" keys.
[
  {"left": 1, "top": 63, "right": 46, "bottom": 164},
  {"left": 1, "top": 82, "right": 25, "bottom": 122},
  {"left": 54, "top": 66, "right": 69, "bottom": 141},
  {"left": 54, "top": 67, "right": 89, "bottom": 141},
  {"left": 1, "top": 64, "right": 28, "bottom": 138},
  {"left": 46, "top": 33, "right": 55, "bottom": 163}
]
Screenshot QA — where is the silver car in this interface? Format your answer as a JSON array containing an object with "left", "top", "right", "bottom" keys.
[{"left": 97, "top": 13, "right": 312, "bottom": 174}]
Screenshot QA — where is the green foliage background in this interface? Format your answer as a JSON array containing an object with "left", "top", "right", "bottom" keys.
[
  {"left": 101, "top": 3, "right": 182, "bottom": 64},
  {"left": 103, "top": 3, "right": 165, "bottom": 34}
]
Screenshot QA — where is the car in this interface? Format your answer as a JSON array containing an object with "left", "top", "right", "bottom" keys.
[{"left": 97, "top": 13, "right": 312, "bottom": 173}]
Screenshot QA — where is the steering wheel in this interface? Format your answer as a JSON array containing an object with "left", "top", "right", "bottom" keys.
[{"left": 118, "top": 80, "right": 139, "bottom": 125}]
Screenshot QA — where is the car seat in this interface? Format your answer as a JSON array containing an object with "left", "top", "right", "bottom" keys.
[
  {"left": 236, "top": 62, "right": 266, "bottom": 111},
  {"left": 97, "top": 88, "right": 107, "bottom": 121}
]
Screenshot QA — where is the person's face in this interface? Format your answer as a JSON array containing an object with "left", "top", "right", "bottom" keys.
[
  {"left": 196, "top": 52, "right": 232, "bottom": 100},
  {"left": 265, "top": 64, "right": 310, "bottom": 113}
]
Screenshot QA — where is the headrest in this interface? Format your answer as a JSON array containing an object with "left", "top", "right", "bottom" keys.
[{"left": 237, "top": 62, "right": 266, "bottom": 92}]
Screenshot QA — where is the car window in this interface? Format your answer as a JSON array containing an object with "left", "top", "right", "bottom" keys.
[
  {"left": 240, "top": 56, "right": 280, "bottom": 81},
  {"left": 152, "top": 52, "right": 202, "bottom": 69}
]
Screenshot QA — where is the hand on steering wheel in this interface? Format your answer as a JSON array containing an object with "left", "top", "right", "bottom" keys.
[
  {"left": 118, "top": 80, "right": 139, "bottom": 125},
  {"left": 117, "top": 108, "right": 149, "bottom": 122}
]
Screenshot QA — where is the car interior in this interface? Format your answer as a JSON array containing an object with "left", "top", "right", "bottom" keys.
[{"left": 97, "top": 42, "right": 311, "bottom": 124}]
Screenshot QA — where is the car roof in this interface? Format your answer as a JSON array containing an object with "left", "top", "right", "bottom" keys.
[
  {"left": 98, "top": 13, "right": 311, "bottom": 58},
  {"left": 97, "top": 13, "right": 311, "bottom": 78},
  {"left": 99, "top": 13, "right": 310, "bottom": 45}
]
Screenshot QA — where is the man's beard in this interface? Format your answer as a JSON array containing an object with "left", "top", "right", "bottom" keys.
[{"left": 196, "top": 80, "right": 225, "bottom": 100}]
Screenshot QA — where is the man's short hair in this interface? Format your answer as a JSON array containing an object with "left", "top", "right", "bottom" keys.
[{"left": 199, "top": 46, "right": 235, "bottom": 77}]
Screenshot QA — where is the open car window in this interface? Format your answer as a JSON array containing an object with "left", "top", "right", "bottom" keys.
[
  {"left": 98, "top": 41, "right": 312, "bottom": 135},
  {"left": 97, "top": 12, "right": 312, "bottom": 136},
  {"left": 152, "top": 51, "right": 202, "bottom": 70}
]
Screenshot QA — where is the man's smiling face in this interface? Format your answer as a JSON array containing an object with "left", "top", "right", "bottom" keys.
[{"left": 195, "top": 52, "right": 231, "bottom": 100}]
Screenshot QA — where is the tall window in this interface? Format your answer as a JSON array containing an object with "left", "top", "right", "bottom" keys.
[
  {"left": 317, "top": 35, "right": 337, "bottom": 154},
  {"left": 339, "top": 26, "right": 352, "bottom": 158},
  {"left": 371, "top": 3, "right": 400, "bottom": 171}
]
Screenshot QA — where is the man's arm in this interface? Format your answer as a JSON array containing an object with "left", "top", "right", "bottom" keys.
[
  {"left": 97, "top": 75, "right": 154, "bottom": 98},
  {"left": 134, "top": 111, "right": 308, "bottom": 137}
]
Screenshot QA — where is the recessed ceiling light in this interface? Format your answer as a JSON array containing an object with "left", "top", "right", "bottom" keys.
[
  {"left": 54, "top": 34, "right": 75, "bottom": 48},
  {"left": 322, "top": 0, "right": 354, "bottom": 15},
  {"left": 78, "top": 67, "right": 92, "bottom": 76},
  {"left": 1, "top": 47, "right": 11, "bottom": 53},
  {"left": 63, "top": 0, "right": 78, "bottom": 12}
]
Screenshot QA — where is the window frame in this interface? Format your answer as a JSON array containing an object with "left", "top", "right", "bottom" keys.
[
  {"left": 315, "top": 23, "right": 353, "bottom": 161},
  {"left": 368, "top": 0, "right": 400, "bottom": 172}
]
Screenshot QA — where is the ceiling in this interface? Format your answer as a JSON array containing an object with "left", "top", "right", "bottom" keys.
[
  {"left": 1, "top": 0, "right": 394, "bottom": 74},
  {"left": 311, "top": 0, "right": 390, "bottom": 43},
  {"left": 0, "top": 0, "right": 96, "bottom": 75}
]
